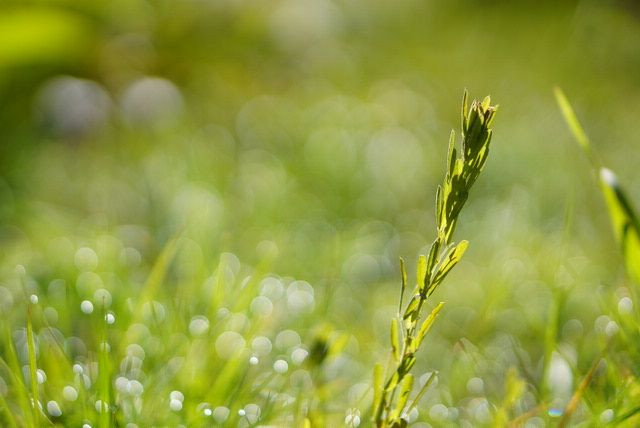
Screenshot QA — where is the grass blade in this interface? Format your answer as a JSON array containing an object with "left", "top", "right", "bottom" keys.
[
  {"left": 598, "top": 168, "right": 640, "bottom": 284},
  {"left": 98, "top": 312, "right": 111, "bottom": 428},
  {"left": 372, "top": 363, "right": 384, "bottom": 419},
  {"left": 553, "top": 87, "right": 596, "bottom": 166},
  {"left": 1, "top": 330, "right": 33, "bottom": 426},
  {"left": 555, "top": 88, "right": 640, "bottom": 285},
  {"left": 407, "top": 371, "right": 437, "bottom": 412},
  {"left": 614, "top": 405, "right": 640, "bottom": 425},
  {"left": 557, "top": 357, "right": 603, "bottom": 428},
  {"left": 26, "top": 307, "right": 39, "bottom": 426},
  {"left": 0, "top": 388, "right": 18, "bottom": 428}
]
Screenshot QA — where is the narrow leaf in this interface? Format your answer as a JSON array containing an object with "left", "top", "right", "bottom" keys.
[
  {"left": 402, "top": 295, "right": 419, "bottom": 324},
  {"left": 1, "top": 327, "right": 34, "bottom": 426},
  {"left": 428, "top": 240, "right": 468, "bottom": 295},
  {"left": 26, "top": 308, "right": 39, "bottom": 427},
  {"left": 393, "top": 374, "right": 414, "bottom": 419},
  {"left": 461, "top": 89, "right": 469, "bottom": 132},
  {"left": 435, "top": 185, "right": 443, "bottom": 225},
  {"left": 416, "top": 255, "right": 428, "bottom": 293},
  {"left": 398, "top": 257, "right": 407, "bottom": 315},
  {"left": 373, "top": 363, "right": 384, "bottom": 417},
  {"left": 390, "top": 318, "right": 401, "bottom": 362},
  {"left": 98, "top": 311, "right": 111, "bottom": 428},
  {"left": 385, "top": 372, "right": 399, "bottom": 392},
  {"left": 0, "top": 390, "right": 18, "bottom": 428},
  {"left": 124, "top": 234, "right": 181, "bottom": 347},
  {"left": 407, "top": 371, "right": 437, "bottom": 412},
  {"left": 416, "top": 302, "right": 445, "bottom": 347},
  {"left": 556, "top": 89, "right": 640, "bottom": 286},
  {"left": 599, "top": 168, "right": 640, "bottom": 284},
  {"left": 481, "top": 95, "right": 491, "bottom": 111},
  {"left": 558, "top": 357, "right": 603, "bottom": 427},
  {"left": 425, "top": 238, "right": 440, "bottom": 275},
  {"left": 554, "top": 87, "right": 594, "bottom": 165},
  {"left": 615, "top": 406, "right": 640, "bottom": 424},
  {"left": 447, "top": 130, "right": 457, "bottom": 179}
]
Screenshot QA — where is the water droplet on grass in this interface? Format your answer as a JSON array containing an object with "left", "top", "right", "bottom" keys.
[
  {"left": 618, "top": 297, "right": 633, "bottom": 315},
  {"left": 189, "top": 316, "right": 210, "bottom": 337},
  {"left": 273, "top": 359, "right": 289, "bottom": 374},
  {"left": 252, "top": 336, "right": 272, "bottom": 356},
  {"left": 169, "top": 399, "right": 182, "bottom": 411},
  {"left": 75, "top": 247, "right": 98, "bottom": 271},
  {"left": 215, "top": 331, "right": 246, "bottom": 359},
  {"left": 47, "top": 400, "right": 62, "bottom": 417},
  {"left": 63, "top": 385, "right": 78, "bottom": 401},
  {"left": 80, "top": 300, "right": 94, "bottom": 314}
]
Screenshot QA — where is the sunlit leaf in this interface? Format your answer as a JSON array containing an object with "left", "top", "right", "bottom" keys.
[
  {"left": 399, "top": 257, "right": 408, "bottom": 314},
  {"left": 555, "top": 88, "right": 640, "bottom": 285},
  {"left": 415, "top": 302, "right": 445, "bottom": 348},
  {"left": 373, "top": 363, "right": 384, "bottom": 417},
  {"left": 428, "top": 240, "right": 468, "bottom": 295},
  {"left": 392, "top": 374, "right": 413, "bottom": 421},
  {"left": 599, "top": 168, "right": 640, "bottom": 284},
  {"left": 554, "top": 87, "right": 594, "bottom": 164},
  {"left": 391, "top": 318, "right": 401, "bottom": 362}
]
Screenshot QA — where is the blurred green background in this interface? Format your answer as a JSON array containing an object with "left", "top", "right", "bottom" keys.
[{"left": 2, "top": 0, "right": 640, "bottom": 425}]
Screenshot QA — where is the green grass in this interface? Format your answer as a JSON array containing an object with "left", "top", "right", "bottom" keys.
[{"left": 2, "top": 1, "right": 640, "bottom": 427}]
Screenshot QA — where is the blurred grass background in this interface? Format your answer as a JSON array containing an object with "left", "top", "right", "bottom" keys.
[{"left": 1, "top": 0, "right": 640, "bottom": 426}]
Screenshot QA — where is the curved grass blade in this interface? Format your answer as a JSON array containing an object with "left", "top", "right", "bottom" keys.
[
  {"left": 553, "top": 87, "right": 596, "bottom": 166},
  {"left": 26, "top": 307, "right": 39, "bottom": 427},
  {"left": 557, "top": 357, "right": 603, "bottom": 428},
  {"left": 599, "top": 168, "right": 640, "bottom": 284},
  {"left": 555, "top": 88, "right": 640, "bottom": 285}
]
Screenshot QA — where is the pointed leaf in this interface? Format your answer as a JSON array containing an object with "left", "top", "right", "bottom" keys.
[
  {"left": 26, "top": 312, "right": 39, "bottom": 426},
  {"left": 435, "top": 185, "right": 443, "bottom": 225},
  {"left": 554, "top": 87, "right": 595, "bottom": 165},
  {"left": 398, "top": 257, "right": 408, "bottom": 314},
  {"left": 416, "top": 302, "right": 445, "bottom": 347},
  {"left": 373, "top": 363, "right": 384, "bottom": 416},
  {"left": 461, "top": 89, "right": 469, "bottom": 132},
  {"left": 599, "top": 168, "right": 640, "bottom": 284},
  {"left": 425, "top": 238, "right": 440, "bottom": 275},
  {"left": 391, "top": 318, "right": 401, "bottom": 362},
  {"left": 447, "top": 130, "right": 457, "bottom": 179},
  {"left": 394, "top": 374, "right": 414, "bottom": 419},
  {"left": 416, "top": 255, "right": 428, "bottom": 293},
  {"left": 408, "top": 371, "right": 437, "bottom": 412},
  {"left": 481, "top": 95, "right": 491, "bottom": 111},
  {"left": 428, "top": 240, "right": 468, "bottom": 295},
  {"left": 385, "top": 372, "right": 399, "bottom": 392},
  {"left": 402, "top": 295, "right": 420, "bottom": 328}
]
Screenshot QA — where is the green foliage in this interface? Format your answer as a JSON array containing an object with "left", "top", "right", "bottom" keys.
[
  {"left": 598, "top": 169, "right": 640, "bottom": 286},
  {"left": 556, "top": 88, "right": 640, "bottom": 427},
  {"left": 555, "top": 88, "right": 640, "bottom": 285},
  {"left": 3, "top": 2, "right": 640, "bottom": 426},
  {"left": 374, "top": 92, "right": 497, "bottom": 427}
]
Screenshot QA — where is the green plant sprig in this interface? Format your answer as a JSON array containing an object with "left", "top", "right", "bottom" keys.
[{"left": 373, "top": 91, "right": 497, "bottom": 427}]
